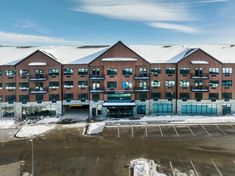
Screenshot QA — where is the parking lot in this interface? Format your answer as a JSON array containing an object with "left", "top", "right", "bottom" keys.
[{"left": 103, "top": 124, "right": 235, "bottom": 176}]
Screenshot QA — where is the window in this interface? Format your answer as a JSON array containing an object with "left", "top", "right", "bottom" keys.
[
  {"left": 92, "top": 94, "right": 100, "bottom": 102},
  {"left": 137, "top": 105, "right": 146, "bottom": 115},
  {"left": 92, "top": 68, "right": 100, "bottom": 75},
  {"left": 0, "top": 70, "right": 3, "bottom": 76},
  {"left": 209, "top": 68, "right": 219, "bottom": 75},
  {"left": 0, "top": 83, "right": 2, "bottom": 89},
  {"left": 78, "top": 81, "right": 88, "bottom": 88},
  {"left": 49, "top": 68, "right": 59, "bottom": 76},
  {"left": 153, "top": 103, "right": 173, "bottom": 114},
  {"left": 122, "top": 81, "right": 132, "bottom": 89},
  {"left": 209, "top": 80, "right": 219, "bottom": 88},
  {"left": 180, "top": 68, "right": 190, "bottom": 75},
  {"left": 20, "top": 70, "right": 29, "bottom": 78},
  {"left": 209, "top": 93, "right": 219, "bottom": 102},
  {"left": 19, "top": 95, "right": 29, "bottom": 104},
  {"left": 222, "top": 92, "right": 232, "bottom": 101},
  {"left": 0, "top": 96, "right": 2, "bottom": 102},
  {"left": 64, "top": 81, "right": 73, "bottom": 88},
  {"left": 138, "top": 68, "right": 148, "bottom": 77},
  {"left": 35, "top": 94, "right": 43, "bottom": 103},
  {"left": 107, "top": 68, "right": 117, "bottom": 76},
  {"left": 165, "top": 80, "right": 175, "bottom": 88},
  {"left": 180, "top": 93, "right": 190, "bottom": 101},
  {"left": 180, "top": 80, "right": 190, "bottom": 88},
  {"left": 64, "top": 68, "right": 73, "bottom": 75},
  {"left": 49, "top": 82, "right": 59, "bottom": 89},
  {"left": 222, "top": 68, "right": 232, "bottom": 75},
  {"left": 19, "top": 82, "right": 29, "bottom": 90},
  {"left": 5, "top": 83, "right": 16, "bottom": 90},
  {"left": 122, "top": 68, "right": 132, "bottom": 76},
  {"left": 107, "top": 81, "right": 117, "bottom": 89},
  {"left": 35, "top": 69, "right": 44, "bottom": 78},
  {"left": 92, "top": 81, "right": 101, "bottom": 90},
  {"left": 181, "top": 104, "right": 217, "bottom": 115},
  {"left": 5, "top": 70, "right": 16, "bottom": 78},
  {"left": 151, "top": 93, "right": 161, "bottom": 101},
  {"left": 151, "top": 80, "right": 160, "bottom": 88},
  {"left": 6, "top": 95, "right": 15, "bottom": 104},
  {"left": 138, "top": 93, "right": 147, "bottom": 101},
  {"left": 79, "top": 93, "right": 88, "bottom": 102},
  {"left": 165, "top": 92, "right": 175, "bottom": 101},
  {"left": 165, "top": 68, "right": 175, "bottom": 75},
  {"left": 222, "top": 80, "right": 232, "bottom": 88},
  {"left": 78, "top": 68, "right": 88, "bottom": 75},
  {"left": 195, "top": 93, "right": 202, "bottom": 101},
  {"left": 49, "top": 94, "right": 59, "bottom": 103},
  {"left": 151, "top": 68, "right": 161, "bottom": 75},
  {"left": 64, "top": 93, "right": 73, "bottom": 102},
  {"left": 139, "top": 81, "right": 147, "bottom": 89}
]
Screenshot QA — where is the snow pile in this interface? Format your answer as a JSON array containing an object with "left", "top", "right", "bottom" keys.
[
  {"left": 182, "top": 116, "right": 235, "bottom": 124},
  {"left": 61, "top": 123, "right": 87, "bottom": 129},
  {"left": 174, "top": 169, "right": 196, "bottom": 176},
  {"left": 0, "top": 119, "right": 17, "bottom": 129},
  {"left": 130, "top": 158, "right": 166, "bottom": 176},
  {"left": 16, "top": 124, "right": 56, "bottom": 138},
  {"left": 37, "top": 117, "right": 60, "bottom": 124},
  {"left": 86, "top": 122, "right": 105, "bottom": 135}
]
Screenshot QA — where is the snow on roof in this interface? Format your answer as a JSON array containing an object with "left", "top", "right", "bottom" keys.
[{"left": 0, "top": 44, "right": 235, "bottom": 65}]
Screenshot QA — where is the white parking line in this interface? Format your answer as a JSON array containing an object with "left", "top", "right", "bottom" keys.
[
  {"left": 190, "top": 160, "right": 199, "bottom": 176},
  {"left": 173, "top": 126, "right": 179, "bottom": 137},
  {"left": 215, "top": 125, "right": 227, "bottom": 136},
  {"left": 159, "top": 126, "right": 163, "bottom": 137},
  {"left": 211, "top": 161, "right": 223, "bottom": 176},
  {"left": 201, "top": 125, "right": 211, "bottom": 136},
  {"left": 117, "top": 126, "right": 120, "bottom": 138},
  {"left": 188, "top": 126, "right": 195, "bottom": 136},
  {"left": 145, "top": 126, "right": 148, "bottom": 137},
  {"left": 131, "top": 126, "right": 134, "bottom": 138},
  {"left": 169, "top": 161, "right": 175, "bottom": 176}
]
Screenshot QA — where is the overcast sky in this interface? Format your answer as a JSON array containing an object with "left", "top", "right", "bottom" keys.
[{"left": 0, "top": 0, "right": 234, "bottom": 45}]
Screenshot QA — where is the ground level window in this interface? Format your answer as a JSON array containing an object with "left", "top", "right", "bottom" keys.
[
  {"left": 64, "top": 93, "right": 73, "bottom": 102},
  {"left": 222, "top": 92, "right": 232, "bottom": 101},
  {"left": 79, "top": 93, "right": 88, "bottom": 102},
  {"left": 209, "top": 93, "right": 219, "bottom": 102},
  {"left": 195, "top": 93, "right": 202, "bottom": 101},
  {"left": 49, "top": 94, "right": 59, "bottom": 103},
  {"left": 151, "top": 93, "right": 161, "bottom": 101},
  {"left": 137, "top": 105, "right": 146, "bottom": 115},
  {"left": 180, "top": 93, "right": 190, "bottom": 101},
  {"left": 35, "top": 94, "right": 43, "bottom": 104},
  {"left": 153, "top": 103, "right": 173, "bottom": 114},
  {"left": 181, "top": 104, "right": 217, "bottom": 115},
  {"left": 19, "top": 95, "right": 29, "bottom": 104},
  {"left": 92, "top": 94, "right": 100, "bottom": 102}
]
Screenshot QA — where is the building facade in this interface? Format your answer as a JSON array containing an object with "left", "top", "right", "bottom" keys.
[{"left": 0, "top": 41, "right": 235, "bottom": 120}]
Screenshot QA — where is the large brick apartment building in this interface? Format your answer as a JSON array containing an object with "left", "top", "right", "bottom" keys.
[{"left": 0, "top": 41, "right": 235, "bottom": 120}]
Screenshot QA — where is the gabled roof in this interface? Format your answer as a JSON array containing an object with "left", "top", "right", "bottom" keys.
[{"left": 167, "top": 48, "right": 199, "bottom": 63}]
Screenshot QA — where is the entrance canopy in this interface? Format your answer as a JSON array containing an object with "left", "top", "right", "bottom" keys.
[{"left": 103, "top": 102, "right": 136, "bottom": 107}]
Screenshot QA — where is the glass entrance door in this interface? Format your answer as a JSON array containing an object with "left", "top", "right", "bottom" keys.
[{"left": 107, "top": 107, "right": 133, "bottom": 118}]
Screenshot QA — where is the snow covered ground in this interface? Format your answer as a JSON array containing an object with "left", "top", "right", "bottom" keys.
[
  {"left": 0, "top": 119, "right": 18, "bottom": 129},
  {"left": 16, "top": 124, "right": 56, "bottom": 138},
  {"left": 37, "top": 117, "right": 60, "bottom": 124}
]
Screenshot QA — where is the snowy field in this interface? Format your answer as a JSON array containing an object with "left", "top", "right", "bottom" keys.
[{"left": 0, "top": 119, "right": 18, "bottom": 129}]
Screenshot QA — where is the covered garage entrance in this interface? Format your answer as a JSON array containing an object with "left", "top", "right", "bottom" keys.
[{"left": 103, "top": 102, "right": 135, "bottom": 118}]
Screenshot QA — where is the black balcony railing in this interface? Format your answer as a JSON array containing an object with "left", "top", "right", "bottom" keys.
[
  {"left": 191, "top": 73, "right": 209, "bottom": 79},
  {"left": 89, "top": 74, "right": 105, "bottom": 80},
  {"left": 134, "top": 86, "right": 150, "bottom": 92},
  {"left": 135, "top": 73, "right": 150, "bottom": 79},
  {"left": 30, "top": 88, "right": 48, "bottom": 94},
  {"left": 30, "top": 75, "right": 47, "bottom": 81},
  {"left": 191, "top": 86, "right": 209, "bottom": 92},
  {"left": 89, "top": 86, "right": 104, "bottom": 93}
]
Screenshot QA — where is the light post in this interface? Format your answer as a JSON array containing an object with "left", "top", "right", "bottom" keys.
[{"left": 29, "top": 136, "right": 35, "bottom": 176}]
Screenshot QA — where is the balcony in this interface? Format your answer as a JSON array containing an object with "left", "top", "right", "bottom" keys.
[
  {"left": 191, "top": 86, "right": 209, "bottom": 92},
  {"left": 191, "top": 74, "right": 209, "bottom": 80},
  {"left": 89, "top": 74, "right": 105, "bottom": 80},
  {"left": 30, "top": 75, "right": 47, "bottom": 81},
  {"left": 134, "top": 87, "right": 150, "bottom": 92},
  {"left": 135, "top": 73, "right": 150, "bottom": 80},
  {"left": 30, "top": 87, "right": 48, "bottom": 94},
  {"left": 90, "top": 87, "right": 104, "bottom": 93}
]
